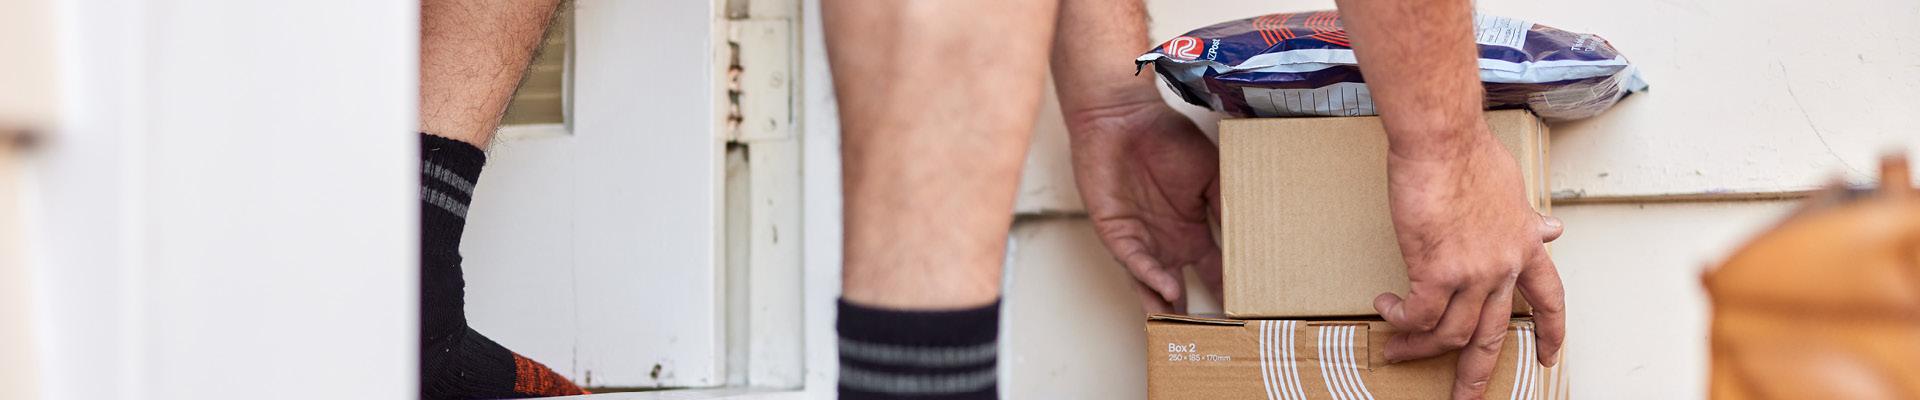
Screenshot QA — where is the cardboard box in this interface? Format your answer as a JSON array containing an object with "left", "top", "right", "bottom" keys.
[
  {"left": 1146, "top": 315, "right": 1566, "bottom": 400},
  {"left": 1220, "top": 110, "right": 1550, "bottom": 318}
]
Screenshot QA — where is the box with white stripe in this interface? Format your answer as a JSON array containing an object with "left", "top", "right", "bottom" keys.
[{"left": 1146, "top": 315, "right": 1569, "bottom": 400}]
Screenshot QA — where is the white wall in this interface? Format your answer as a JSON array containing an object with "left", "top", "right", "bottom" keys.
[
  {"left": 29, "top": 1, "right": 419, "bottom": 398},
  {"left": 999, "top": 0, "right": 1917, "bottom": 398},
  {"left": 460, "top": 0, "right": 729, "bottom": 388},
  {"left": 1018, "top": 0, "right": 1920, "bottom": 215}
]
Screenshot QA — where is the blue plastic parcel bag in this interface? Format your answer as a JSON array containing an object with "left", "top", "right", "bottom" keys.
[{"left": 1138, "top": 11, "right": 1647, "bottom": 121}]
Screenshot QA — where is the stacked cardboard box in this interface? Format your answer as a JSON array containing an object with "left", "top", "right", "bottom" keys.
[
  {"left": 1145, "top": 110, "right": 1568, "bottom": 399},
  {"left": 1146, "top": 316, "right": 1559, "bottom": 399}
]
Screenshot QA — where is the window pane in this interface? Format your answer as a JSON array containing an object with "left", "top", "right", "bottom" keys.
[{"left": 501, "top": 10, "right": 570, "bottom": 127}]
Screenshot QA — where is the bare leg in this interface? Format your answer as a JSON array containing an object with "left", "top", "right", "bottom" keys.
[
  {"left": 416, "top": 1, "right": 584, "bottom": 398},
  {"left": 826, "top": 0, "right": 1058, "bottom": 310},
  {"left": 420, "top": 0, "right": 562, "bottom": 147},
  {"left": 826, "top": 3, "right": 1056, "bottom": 398}
]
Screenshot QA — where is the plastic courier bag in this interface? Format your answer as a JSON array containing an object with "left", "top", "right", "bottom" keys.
[{"left": 1138, "top": 11, "right": 1647, "bottom": 121}]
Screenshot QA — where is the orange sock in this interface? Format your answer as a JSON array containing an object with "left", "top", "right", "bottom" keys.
[{"left": 514, "top": 353, "right": 589, "bottom": 396}]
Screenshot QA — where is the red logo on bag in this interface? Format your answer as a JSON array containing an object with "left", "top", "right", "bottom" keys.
[{"left": 1165, "top": 36, "right": 1204, "bottom": 60}]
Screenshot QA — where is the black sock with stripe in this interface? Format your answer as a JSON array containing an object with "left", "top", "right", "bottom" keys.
[
  {"left": 418, "top": 133, "right": 585, "bottom": 399},
  {"left": 837, "top": 299, "right": 1000, "bottom": 400}
]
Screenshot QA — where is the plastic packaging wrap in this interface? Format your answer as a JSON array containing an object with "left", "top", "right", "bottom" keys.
[{"left": 1138, "top": 11, "right": 1647, "bottom": 121}]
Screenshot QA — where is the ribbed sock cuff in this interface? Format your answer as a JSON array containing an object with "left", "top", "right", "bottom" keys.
[
  {"left": 420, "top": 133, "right": 484, "bottom": 338},
  {"left": 420, "top": 132, "right": 484, "bottom": 253},
  {"left": 837, "top": 299, "right": 999, "bottom": 400}
]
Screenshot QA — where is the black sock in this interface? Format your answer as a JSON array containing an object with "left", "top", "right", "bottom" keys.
[
  {"left": 837, "top": 299, "right": 1000, "bottom": 400},
  {"left": 419, "top": 133, "right": 583, "bottom": 399}
]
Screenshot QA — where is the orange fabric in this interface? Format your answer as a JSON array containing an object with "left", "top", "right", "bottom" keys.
[{"left": 512, "top": 352, "right": 588, "bottom": 397}]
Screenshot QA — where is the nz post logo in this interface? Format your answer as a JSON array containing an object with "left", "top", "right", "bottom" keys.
[{"left": 1165, "top": 36, "right": 1215, "bottom": 61}]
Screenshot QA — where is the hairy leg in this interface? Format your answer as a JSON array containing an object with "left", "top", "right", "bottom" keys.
[
  {"left": 417, "top": 1, "right": 583, "bottom": 398},
  {"left": 825, "top": 0, "right": 1059, "bottom": 310},
  {"left": 419, "top": 0, "right": 564, "bottom": 147}
]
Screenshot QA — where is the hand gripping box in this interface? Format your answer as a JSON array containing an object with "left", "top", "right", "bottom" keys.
[
  {"left": 1220, "top": 110, "right": 1551, "bottom": 318},
  {"left": 1146, "top": 315, "right": 1568, "bottom": 400}
]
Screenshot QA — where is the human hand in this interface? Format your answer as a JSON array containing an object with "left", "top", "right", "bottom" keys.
[
  {"left": 1065, "top": 101, "right": 1222, "bottom": 315},
  {"left": 1375, "top": 126, "right": 1564, "bottom": 399}
]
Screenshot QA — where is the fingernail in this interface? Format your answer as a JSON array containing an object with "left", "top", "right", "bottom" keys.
[{"left": 1543, "top": 216, "right": 1563, "bottom": 229}]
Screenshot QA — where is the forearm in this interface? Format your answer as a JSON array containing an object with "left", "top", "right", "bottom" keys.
[
  {"left": 1050, "top": 0, "right": 1164, "bottom": 127},
  {"left": 1333, "top": 0, "right": 1486, "bottom": 157}
]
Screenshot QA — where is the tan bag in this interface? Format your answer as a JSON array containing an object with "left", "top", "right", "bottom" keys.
[{"left": 1705, "top": 156, "right": 1920, "bottom": 399}]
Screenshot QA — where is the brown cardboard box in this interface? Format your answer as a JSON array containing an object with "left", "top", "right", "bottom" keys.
[
  {"left": 1146, "top": 315, "right": 1566, "bottom": 400},
  {"left": 1220, "top": 110, "right": 1551, "bottom": 318}
]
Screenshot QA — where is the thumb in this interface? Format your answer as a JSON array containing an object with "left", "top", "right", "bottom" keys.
[{"left": 1539, "top": 214, "right": 1564, "bottom": 243}]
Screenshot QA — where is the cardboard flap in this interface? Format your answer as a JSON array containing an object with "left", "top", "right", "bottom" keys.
[
  {"left": 1220, "top": 110, "right": 1546, "bottom": 318},
  {"left": 1147, "top": 314, "right": 1246, "bottom": 326},
  {"left": 1354, "top": 319, "right": 1537, "bottom": 368}
]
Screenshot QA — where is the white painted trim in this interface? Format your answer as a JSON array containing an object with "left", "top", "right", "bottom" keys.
[
  {"left": 733, "top": 20, "right": 795, "bottom": 142},
  {"left": 494, "top": 123, "right": 571, "bottom": 142},
  {"left": 730, "top": 16, "right": 806, "bottom": 389},
  {"left": 723, "top": 145, "right": 754, "bottom": 387},
  {"left": 797, "top": 0, "right": 841, "bottom": 397},
  {"left": 636, "top": 0, "right": 811, "bottom": 394},
  {"left": 744, "top": 137, "right": 805, "bottom": 388},
  {"left": 557, "top": 388, "right": 812, "bottom": 400}
]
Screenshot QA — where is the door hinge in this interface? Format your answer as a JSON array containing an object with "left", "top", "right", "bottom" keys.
[{"left": 725, "top": 18, "right": 794, "bottom": 143}]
